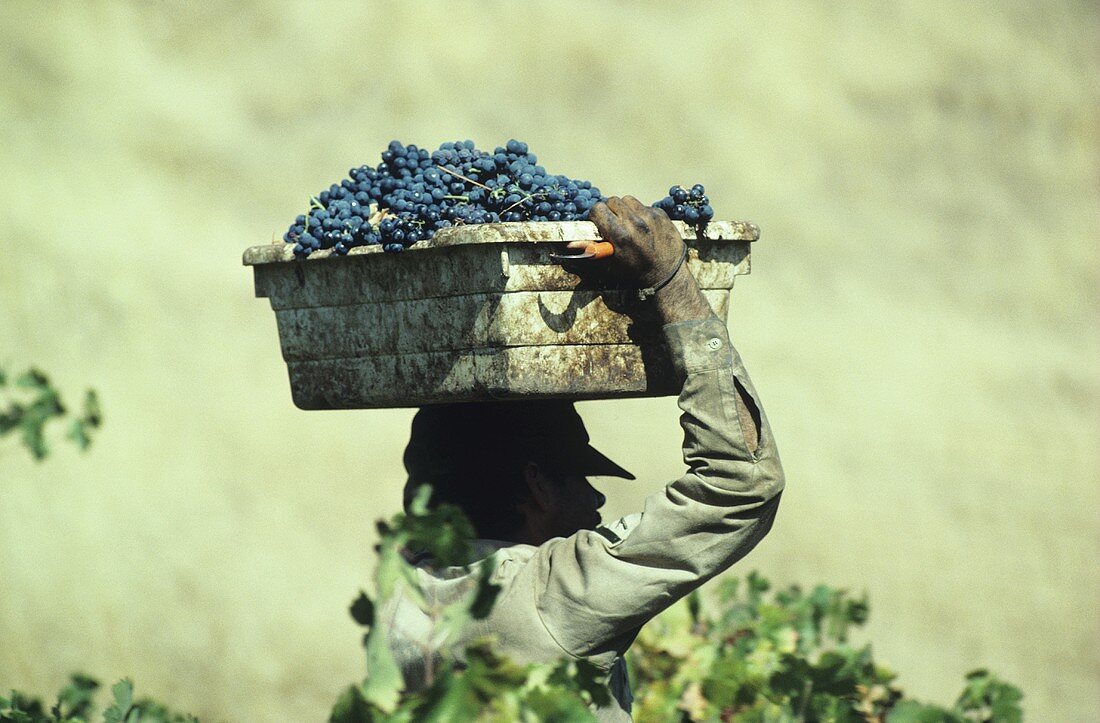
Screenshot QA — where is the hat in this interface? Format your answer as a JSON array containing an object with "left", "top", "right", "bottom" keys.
[{"left": 403, "top": 400, "right": 635, "bottom": 491}]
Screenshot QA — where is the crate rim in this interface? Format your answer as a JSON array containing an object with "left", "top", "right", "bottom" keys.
[{"left": 243, "top": 219, "right": 758, "bottom": 267}]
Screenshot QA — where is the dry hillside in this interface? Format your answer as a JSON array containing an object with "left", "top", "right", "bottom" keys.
[{"left": 2, "top": 2, "right": 1097, "bottom": 720}]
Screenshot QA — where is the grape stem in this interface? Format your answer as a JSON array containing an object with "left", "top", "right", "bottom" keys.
[
  {"left": 502, "top": 191, "right": 543, "bottom": 214},
  {"left": 437, "top": 165, "right": 491, "bottom": 191},
  {"left": 368, "top": 207, "right": 392, "bottom": 226}
]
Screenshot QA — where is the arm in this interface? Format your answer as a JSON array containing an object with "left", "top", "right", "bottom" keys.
[
  {"left": 527, "top": 198, "right": 784, "bottom": 658},
  {"left": 653, "top": 263, "right": 759, "bottom": 454}
]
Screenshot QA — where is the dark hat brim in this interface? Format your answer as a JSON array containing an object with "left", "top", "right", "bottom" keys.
[{"left": 576, "top": 444, "right": 636, "bottom": 480}]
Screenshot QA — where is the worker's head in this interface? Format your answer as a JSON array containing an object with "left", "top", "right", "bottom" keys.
[{"left": 402, "top": 400, "right": 634, "bottom": 545}]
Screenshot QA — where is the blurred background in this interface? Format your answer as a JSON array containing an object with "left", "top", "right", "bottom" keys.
[{"left": 2, "top": 1, "right": 1096, "bottom": 720}]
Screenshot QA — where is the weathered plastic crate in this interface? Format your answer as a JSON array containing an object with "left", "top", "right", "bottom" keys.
[{"left": 243, "top": 220, "right": 757, "bottom": 409}]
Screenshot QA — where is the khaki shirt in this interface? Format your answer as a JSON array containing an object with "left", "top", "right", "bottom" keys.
[{"left": 378, "top": 316, "right": 785, "bottom": 721}]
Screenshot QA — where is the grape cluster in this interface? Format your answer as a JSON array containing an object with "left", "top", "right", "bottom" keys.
[
  {"left": 651, "top": 184, "right": 714, "bottom": 228},
  {"left": 282, "top": 139, "right": 717, "bottom": 257},
  {"left": 283, "top": 139, "right": 609, "bottom": 257}
]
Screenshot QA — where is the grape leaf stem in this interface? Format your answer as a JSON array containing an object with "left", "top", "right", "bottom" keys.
[{"left": 436, "top": 165, "right": 491, "bottom": 191}]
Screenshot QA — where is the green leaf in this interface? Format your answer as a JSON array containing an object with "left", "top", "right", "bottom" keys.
[
  {"left": 350, "top": 591, "right": 375, "bottom": 628},
  {"left": 716, "top": 576, "right": 740, "bottom": 604},
  {"left": 407, "top": 668, "right": 479, "bottom": 723},
  {"left": 686, "top": 589, "right": 701, "bottom": 625},
  {"left": 522, "top": 686, "right": 599, "bottom": 722},
  {"left": 407, "top": 506, "right": 474, "bottom": 567},
  {"left": 2, "top": 690, "right": 48, "bottom": 722},
  {"left": 846, "top": 594, "right": 870, "bottom": 626},
  {"left": 373, "top": 545, "right": 408, "bottom": 601},
  {"left": 81, "top": 390, "right": 102, "bottom": 427},
  {"left": 467, "top": 559, "right": 501, "bottom": 620},
  {"left": 569, "top": 660, "right": 612, "bottom": 708},
  {"left": 132, "top": 695, "right": 201, "bottom": 722},
  {"left": 66, "top": 419, "right": 91, "bottom": 451},
  {"left": 464, "top": 641, "right": 532, "bottom": 695},
  {"left": 20, "top": 418, "right": 49, "bottom": 461},
  {"left": 747, "top": 570, "right": 770, "bottom": 598},
  {"left": 406, "top": 484, "right": 433, "bottom": 516},
  {"left": 55, "top": 674, "right": 99, "bottom": 719},
  {"left": 329, "top": 684, "right": 373, "bottom": 723},
  {"left": 362, "top": 627, "right": 403, "bottom": 713},
  {"left": 0, "top": 404, "right": 24, "bottom": 435},
  {"left": 65, "top": 391, "right": 102, "bottom": 452},
  {"left": 102, "top": 679, "right": 134, "bottom": 723},
  {"left": 953, "top": 669, "right": 1023, "bottom": 721},
  {"left": 14, "top": 369, "right": 50, "bottom": 391},
  {"left": 887, "top": 700, "right": 963, "bottom": 723},
  {"left": 0, "top": 368, "right": 102, "bottom": 460}
]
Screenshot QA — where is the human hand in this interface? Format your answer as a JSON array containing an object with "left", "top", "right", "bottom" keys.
[{"left": 583, "top": 196, "right": 686, "bottom": 288}]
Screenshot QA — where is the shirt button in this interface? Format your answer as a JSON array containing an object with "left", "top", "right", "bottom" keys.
[{"left": 706, "top": 337, "right": 723, "bottom": 350}]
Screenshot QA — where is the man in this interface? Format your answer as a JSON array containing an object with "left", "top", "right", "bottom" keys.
[{"left": 383, "top": 196, "right": 785, "bottom": 721}]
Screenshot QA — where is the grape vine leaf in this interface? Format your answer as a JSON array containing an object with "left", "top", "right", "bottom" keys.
[
  {"left": 66, "top": 390, "right": 102, "bottom": 451},
  {"left": 888, "top": 700, "right": 964, "bottom": 723},
  {"left": 954, "top": 669, "right": 1023, "bottom": 722},
  {"left": 15, "top": 369, "right": 51, "bottom": 391},
  {"left": 467, "top": 559, "right": 501, "bottom": 621},
  {"left": 52, "top": 674, "right": 98, "bottom": 719},
  {"left": 22, "top": 418, "right": 50, "bottom": 461},
  {"left": 407, "top": 668, "right": 478, "bottom": 723},
  {"left": 103, "top": 679, "right": 134, "bottom": 723},
  {"left": 329, "top": 685, "right": 371, "bottom": 723},
  {"left": 349, "top": 591, "right": 375, "bottom": 628},
  {"left": 523, "top": 686, "right": 599, "bottom": 722},
  {"left": 362, "top": 626, "right": 403, "bottom": 713}
]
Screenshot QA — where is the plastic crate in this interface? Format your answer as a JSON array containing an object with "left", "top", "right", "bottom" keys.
[{"left": 243, "top": 220, "right": 757, "bottom": 409}]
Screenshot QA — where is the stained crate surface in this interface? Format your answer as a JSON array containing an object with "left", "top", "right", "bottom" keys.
[{"left": 243, "top": 220, "right": 757, "bottom": 409}]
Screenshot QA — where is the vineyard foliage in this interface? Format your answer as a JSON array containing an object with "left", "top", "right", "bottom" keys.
[
  {"left": 328, "top": 495, "right": 1022, "bottom": 722},
  {"left": 0, "top": 678, "right": 196, "bottom": 723},
  {"left": 627, "top": 576, "right": 1022, "bottom": 722},
  {"left": 3, "top": 495, "right": 1022, "bottom": 722},
  {"left": 0, "top": 366, "right": 101, "bottom": 461}
]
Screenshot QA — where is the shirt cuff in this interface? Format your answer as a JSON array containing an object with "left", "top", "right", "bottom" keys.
[{"left": 662, "top": 316, "right": 734, "bottom": 376}]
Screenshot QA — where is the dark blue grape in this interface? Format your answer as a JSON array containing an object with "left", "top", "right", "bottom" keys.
[{"left": 283, "top": 139, "right": 717, "bottom": 255}]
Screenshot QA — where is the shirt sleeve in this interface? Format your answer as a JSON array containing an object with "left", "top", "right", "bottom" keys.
[{"left": 529, "top": 314, "right": 786, "bottom": 660}]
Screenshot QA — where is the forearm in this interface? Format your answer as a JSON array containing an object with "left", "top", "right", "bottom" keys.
[
  {"left": 653, "top": 263, "right": 760, "bottom": 452},
  {"left": 650, "top": 263, "right": 715, "bottom": 325}
]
